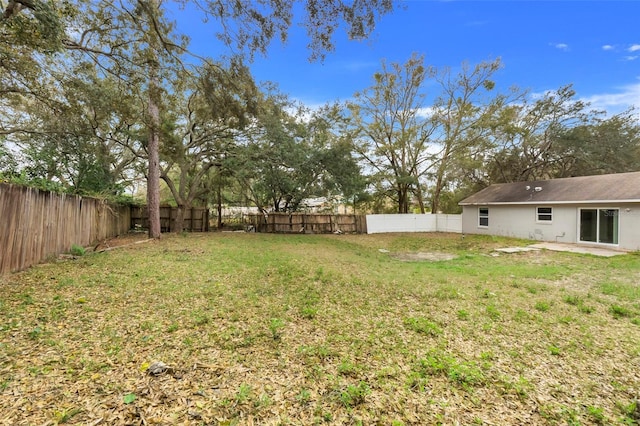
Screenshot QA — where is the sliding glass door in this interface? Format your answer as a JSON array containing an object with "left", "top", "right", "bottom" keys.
[{"left": 579, "top": 208, "right": 619, "bottom": 245}]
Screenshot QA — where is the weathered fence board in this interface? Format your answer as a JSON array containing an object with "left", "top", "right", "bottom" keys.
[
  {"left": 0, "top": 183, "right": 131, "bottom": 274},
  {"left": 246, "top": 213, "right": 366, "bottom": 234},
  {"left": 130, "top": 206, "right": 209, "bottom": 233}
]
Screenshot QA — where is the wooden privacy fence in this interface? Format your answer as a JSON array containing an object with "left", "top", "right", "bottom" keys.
[
  {"left": 130, "top": 206, "right": 209, "bottom": 232},
  {"left": 0, "top": 183, "right": 131, "bottom": 274},
  {"left": 246, "top": 213, "right": 367, "bottom": 234}
]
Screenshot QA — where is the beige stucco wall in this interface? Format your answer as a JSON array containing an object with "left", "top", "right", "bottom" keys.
[{"left": 461, "top": 203, "right": 640, "bottom": 251}]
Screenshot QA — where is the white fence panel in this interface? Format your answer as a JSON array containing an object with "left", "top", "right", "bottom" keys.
[
  {"left": 436, "top": 214, "right": 462, "bottom": 233},
  {"left": 366, "top": 214, "right": 462, "bottom": 234}
]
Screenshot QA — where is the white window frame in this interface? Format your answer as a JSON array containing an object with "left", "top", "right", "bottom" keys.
[
  {"left": 536, "top": 206, "right": 553, "bottom": 223},
  {"left": 478, "top": 207, "right": 489, "bottom": 228}
]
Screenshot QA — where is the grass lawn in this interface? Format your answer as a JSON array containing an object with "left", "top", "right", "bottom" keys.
[{"left": 1, "top": 232, "right": 639, "bottom": 425}]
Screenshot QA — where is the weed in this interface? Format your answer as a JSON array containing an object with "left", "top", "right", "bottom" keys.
[
  {"left": 70, "top": 244, "right": 86, "bottom": 256},
  {"left": 415, "top": 350, "right": 485, "bottom": 387},
  {"left": 192, "top": 313, "right": 210, "bottom": 326},
  {"left": 20, "top": 293, "right": 34, "bottom": 306},
  {"left": 579, "top": 304, "right": 595, "bottom": 314},
  {"left": 609, "top": 305, "right": 633, "bottom": 319},
  {"left": 456, "top": 309, "right": 469, "bottom": 320},
  {"left": 548, "top": 345, "right": 561, "bottom": 356},
  {"left": 406, "top": 371, "right": 429, "bottom": 392},
  {"left": 27, "top": 326, "right": 44, "bottom": 340},
  {"left": 534, "top": 301, "right": 550, "bottom": 312},
  {"left": 300, "top": 305, "right": 318, "bottom": 319},
  {"left": 560, "top": 406, "right": 580, "bottom": 425},
  {"left": 434, "top": 286, "right": 460, "bottom": 300},
  {"left": 296, "top": 389, "right": 311, "bottom": 405},
  {"left": 235, "top": 383, "right": 251, "bottom": 404},
  {"left": 564, "top": 295, "right": 582, "bottom": 306},
  {"left": 53, "top": 408, "right": 82, "bottom": 423},
  {"left": 447, "top": 361, "right": 485, "bottom": 387},
  {"left": 558, "top": 316, "right": 574, "bottom": 324},
  {"left": 0, "top": 377, "right": 11, "bottom": 391},
  {"left": 513, "top": 309, "right": 529, "bottom": 322},
  {"left": 299, "top": 344, "right": 334, "bottom": 361},
  {"left": 514, "top": 376, "right": 534, "bottom": 398},
  {"left": 140, "top": 321, "right": 154, "bottom": 331},
  {"left": 480, "top": 351, "right": 494, "bottom": 361},
  {"left": 269, "top": 318, "right": 285, "bottom": 340},
  {"left": 337, "top": 359, "right": 358, "bottom": 377},
  {"left": 403, "top": 316, "right": 442, "bottom": 336},
  {"left": 123, "top": 393, "right": 136, "bottom": 404},
  {"left": 166, "top": 322, "right": 179, "bottom": 333},
  {"left": 339, "top": 381, "right": 370, "bottom": 408},
  {"left": 254, "top": 393, "right": 272, "bottom": 408},
  {"left": 587, "top": 405, "right": 606, "bottom": 424},
  {"left": 486, "top": 304, "right": 501, "bottom": 320}
]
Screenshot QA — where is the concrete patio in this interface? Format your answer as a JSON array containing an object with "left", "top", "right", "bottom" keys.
[{"left": 495, "top": 243, "right": 629, "bottom": 257}]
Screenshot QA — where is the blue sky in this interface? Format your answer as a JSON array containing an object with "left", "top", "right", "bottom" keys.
[{"left": 170, "top": 1, "right": 640, "bottom": 115}]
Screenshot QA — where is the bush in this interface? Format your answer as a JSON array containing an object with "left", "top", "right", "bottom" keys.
[{"left": 70, "top": 244, "right": 86, "bottom": 256}]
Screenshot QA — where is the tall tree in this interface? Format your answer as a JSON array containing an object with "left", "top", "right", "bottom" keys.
[
  {"left": 11, "top": 63, "right": 142, "bottom": 195},
  {"left": 349, "top": 54, "right": 434, "bottom": 213},
  {"left": 160, "top": 60, "right": 258, "bottom": 232},
  {"left": 237, "top": 96, "right": 364, "bottom": 212},
  {"left": 428, "top": 58, "right": 514, "bottom": 213},
  {"left": 183, "top": 0, "right": 395, "bottom": 61},
  {"left": 486, "top": 85, "right": 591, "bottom": 183},
  {"left": 553, "top": 108, "right": 640, "bottom": 177}
]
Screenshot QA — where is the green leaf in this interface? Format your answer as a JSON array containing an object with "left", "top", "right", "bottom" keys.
[{"left": 123, "top": 393, "right": 136, "bottom": 404}]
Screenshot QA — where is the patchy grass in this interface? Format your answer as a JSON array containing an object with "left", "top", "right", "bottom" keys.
[{"left": 0, "top": 232, "right": 639, "bottom": 425}]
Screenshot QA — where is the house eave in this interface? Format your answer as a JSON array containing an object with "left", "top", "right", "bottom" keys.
[{"left": 459, "top": 199, "right": 640, "bottom": 206}]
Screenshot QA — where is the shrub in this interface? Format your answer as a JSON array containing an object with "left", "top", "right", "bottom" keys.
[{"left": 70, "top": 244, "right": 86, "bottom": 256}]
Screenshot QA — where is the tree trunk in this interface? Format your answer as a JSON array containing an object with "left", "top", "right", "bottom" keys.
[
  {"left": 431, "top": 163, "right": 447, "bottom": 213},
  {"left": 413, "top": 175, "right": 426, "bottom": 213},
  {"left": 398, "top": 184, "right": 409, "bottom": 213},
  {"left": 147, "top": 78, "right": 161, "bottom": 238},
  {"left": 174, "top": 204, "right": 185, "bottom": 233},
  {"left": 216, "top": 184, "right": 223, "bottom": 230},
  {"left": 146, "top": 0, "right": 161, "bottom": 239}
]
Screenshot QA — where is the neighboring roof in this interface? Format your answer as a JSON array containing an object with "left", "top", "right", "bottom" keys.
[{"left": 459, "top": 171, "right": 640, "bottom": 205}]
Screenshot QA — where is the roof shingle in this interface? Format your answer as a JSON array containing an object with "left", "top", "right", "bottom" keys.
[{"left": 459, "top": 171, "right": 640, "bottom": 205}]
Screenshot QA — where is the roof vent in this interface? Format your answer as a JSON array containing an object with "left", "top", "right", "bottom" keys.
[{"left": 534, "top": 187, "right": 542, "bottom": 192}]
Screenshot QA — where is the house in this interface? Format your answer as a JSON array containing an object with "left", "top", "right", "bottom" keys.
[{"left": 458, "top": 171, "right": 640, "bottom": 251}]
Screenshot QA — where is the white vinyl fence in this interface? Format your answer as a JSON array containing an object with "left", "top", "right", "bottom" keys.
[{"left": 366, "top": 214, "right": 462, "bottom": 234}]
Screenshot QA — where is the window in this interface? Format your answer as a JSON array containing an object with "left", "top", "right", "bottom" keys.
[
  {"left": 537, "top": 207, "right": 553, "bottom": 222},
  {"left": 478, "top": 207, "right": 489, "bottom": 227}
]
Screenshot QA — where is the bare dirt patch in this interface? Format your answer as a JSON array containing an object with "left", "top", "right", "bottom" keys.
[
  {"left": 390, "top": 251, "right": 458, "bottom": 261},
  {"left": 92, "top": 231, "right": 151, "bottom": 251}
]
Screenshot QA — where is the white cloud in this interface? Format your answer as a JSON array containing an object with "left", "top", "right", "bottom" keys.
[
  {"left": 416, "top": 107, "right": 436, "bottom": 119},
  {"left": 553, "top": 43, "right": 569, "bottom": 51},
  {"left": 623, "top": 56, "right": 639, "bottom": 62},
  {"left": 628, "top": 44, "right": 640, "bottom": 52},
  {"left": 581, "top": 81, "right": 640, "bottom": 117},
  {"left": 602, "top": 44, "right": 615, "bottom": 51}
]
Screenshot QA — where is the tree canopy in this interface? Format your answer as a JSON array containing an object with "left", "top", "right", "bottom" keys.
[{"left": 2, "top": 0, "right": 638, "bottom": 220}]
